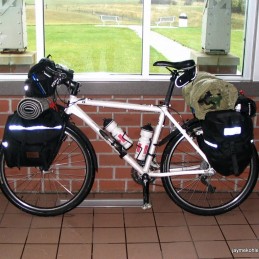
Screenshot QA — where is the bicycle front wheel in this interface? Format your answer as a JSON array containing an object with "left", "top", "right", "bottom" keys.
[
  {"left": 0, "top": 123, "right": 95, "bottom": 216},
  {"left": 161, "top": 120, "right": 258, "bottom": 216}
]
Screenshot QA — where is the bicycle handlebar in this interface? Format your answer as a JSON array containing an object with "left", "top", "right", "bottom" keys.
[
  {"left": 45, "top": 66, "right": 67, "bottom": 80},
  {"left": 64, "top": 80, "right": 81, "bottom": 96},
  {"left": 45, "top": 64, "right": 80, "bottom": 96}
]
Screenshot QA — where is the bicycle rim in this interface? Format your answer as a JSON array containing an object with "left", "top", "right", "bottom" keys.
[
  {"left": 0, "top": 125, "right": 95, "bottom": 216},
  {"left": 161, "top": 126, "right": 258, "bottom": 216}
]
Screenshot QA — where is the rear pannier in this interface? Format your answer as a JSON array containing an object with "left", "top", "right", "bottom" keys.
[
  {"left": 182, "top": 72, "right": 256, "bottom": 176},
  {"left": 197, "top": 110, "right": 254, "bottom": 176}
]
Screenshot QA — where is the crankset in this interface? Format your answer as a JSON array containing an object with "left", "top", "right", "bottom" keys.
[{"left": 131, "top": 160, "right": 158, "bottom": 185}]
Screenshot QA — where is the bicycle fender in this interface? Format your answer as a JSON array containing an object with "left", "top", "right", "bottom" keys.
[
  {"left": 67, "top": 122, "right": 98, "bottom": 172},
  {"left": 157, "top": 129, "right": 179, "bottom": 147},
  {"left": 160, "top": 118, "right": 200, "bottom": 171}
]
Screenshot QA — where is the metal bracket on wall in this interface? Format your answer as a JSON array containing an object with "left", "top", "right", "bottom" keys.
[{"left": 0, "top": 0, "right": 16, "bottom": 16}]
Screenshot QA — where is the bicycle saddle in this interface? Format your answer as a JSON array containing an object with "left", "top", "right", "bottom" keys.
[{"left": 153, "top": 60, "right": 195, "bottom": 70}]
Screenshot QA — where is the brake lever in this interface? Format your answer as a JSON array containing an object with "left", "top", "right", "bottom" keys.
[
  {"left": 51, "top": 77, "right": 63, "bottom": 87},
  {"left": 45, "top": 66, "right": 67, "bottom": 80}
]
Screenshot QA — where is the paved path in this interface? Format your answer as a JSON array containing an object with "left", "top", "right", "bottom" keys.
[{"left": 129, "top": 25, "right": 191, "bottom": 62}]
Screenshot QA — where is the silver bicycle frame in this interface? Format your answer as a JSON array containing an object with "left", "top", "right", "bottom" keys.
[{"left": 65, "top": 95, "right": 210, "bottom": 178}]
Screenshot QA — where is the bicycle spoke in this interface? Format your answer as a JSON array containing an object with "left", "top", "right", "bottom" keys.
[
  {"left": 162, "top": 121, "right": 258, "bottom": 215},
  {"left": 0, "top": 124, "right": 95, "bottom": 216}
]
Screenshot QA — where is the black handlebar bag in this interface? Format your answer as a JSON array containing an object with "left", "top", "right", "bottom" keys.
[
  {"left": 2, "top": 109, "right": 65, "bottom": 171},
  {"left": 197, "top": 110, "right": 254, "bottom": 176},
  {"left": 25, "top": 57, "right": 57, "bottom": 98}
]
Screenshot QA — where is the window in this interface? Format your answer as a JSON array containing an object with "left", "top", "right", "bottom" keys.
[
  {"left": 150, "top": 0, "right": 248, "bottom": 75},
  {"left": 0, "top": 0, "right": 257, "bottom": 80},
  {"left": 44, "top": 1, "right": 143, "bottom": 74}
]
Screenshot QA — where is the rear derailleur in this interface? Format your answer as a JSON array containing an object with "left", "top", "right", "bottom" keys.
[{"left": 199, "top": 161, "right": 216, "bottom": 193}]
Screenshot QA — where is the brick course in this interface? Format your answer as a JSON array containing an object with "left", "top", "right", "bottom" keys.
[{"left": 0, "top": 95, "right": 259, "bottom": 193}]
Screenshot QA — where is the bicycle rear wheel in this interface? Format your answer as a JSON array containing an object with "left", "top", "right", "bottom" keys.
[
  {"left": 161, "top": 120, "right": 258, "bottom": 216},
  {"left": 0, "top": 123, "right": 95, "bottom": 216}
]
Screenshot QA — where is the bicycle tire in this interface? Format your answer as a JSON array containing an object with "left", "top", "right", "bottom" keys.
[
  {"left": 0, "top": 123, "right": 96, "bottom": 216},
  {"left": 161, "top": 120, "right": 258, "bottom": 216}
]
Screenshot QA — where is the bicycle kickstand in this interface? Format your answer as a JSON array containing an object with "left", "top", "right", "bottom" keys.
[{"left": 142, "top": 173, "right": 152, "bottom": 210}]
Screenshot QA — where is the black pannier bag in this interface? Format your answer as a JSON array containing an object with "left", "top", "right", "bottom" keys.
[
  {"left": 2, "top": 109, "right": 66, "bottom": 170},
  {"left": 197, "top": 110, "right": 254, "bottom": 176},
  {"left": 25, "top": 57, "right": 57, "bottom": 98}
]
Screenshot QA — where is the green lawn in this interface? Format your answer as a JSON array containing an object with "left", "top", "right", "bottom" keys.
[
  {"left": 45, "top": 25, "right": 143, "bottom": 73},
  {"left": 27, "top": 25, "right": 167, "bottom": 73},
  {"left": 154, "top": 27, "right": 202, "bottom": 52},
  {"left": 153, "top": 27, "right": 244, "bottom": 71},
  {"left": 27, "top": 25, "right": 244, "bottom": 73},
  {"left": 153, "top": 27, "right": 244, "bottom": 55}
]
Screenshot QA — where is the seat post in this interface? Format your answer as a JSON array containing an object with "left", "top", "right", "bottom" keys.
[{"left": 164, "top": 72, "right": 177, "bottom": 106}]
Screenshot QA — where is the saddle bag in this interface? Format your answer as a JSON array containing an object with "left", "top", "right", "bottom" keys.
[
  {"left": 197, "top": 110, "right": 254, "bottom": 176},
  {"left": 2, "top": 109, "right": 65, "bottom": 170}
]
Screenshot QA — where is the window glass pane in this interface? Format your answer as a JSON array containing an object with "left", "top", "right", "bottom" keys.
[
  {"left": 44, "top": 0, "right": 143, "bottom": 74},
  {"left": 0, "top": 0, "right": 36, "bottom": 74},
  {"left": 26, "top": 0, "right": 36, "bottom": 52},
  {"left": 150, "top": 0, "right": 247, "bottom": 75}
]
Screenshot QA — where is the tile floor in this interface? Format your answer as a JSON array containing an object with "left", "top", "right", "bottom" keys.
[{"left": 0, "top": 192, "right": 259, "bottom": 259}]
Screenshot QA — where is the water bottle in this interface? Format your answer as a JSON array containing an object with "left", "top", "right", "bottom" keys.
[
  {"left": 103, "top": 118, "right": 133, "bottom": 149},
  {"left": 135, "top": 124, "right": 153, "bottom": 161}
]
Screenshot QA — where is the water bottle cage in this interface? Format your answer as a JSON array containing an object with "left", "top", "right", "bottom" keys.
[
  {"left": 111, "top": 138, "right": 128, "bottom": 158},
  {"left": 100, "top": 129, "right": 127, "bottom": 158}
]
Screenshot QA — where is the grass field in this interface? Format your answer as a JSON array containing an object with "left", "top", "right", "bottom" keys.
[
  {"left": 27, "top": 25, "right": 166, "bottom": 73},
  {"left": 25, "top": 1, "right": 246, "bottom": 73},
  {"left": 154, "top": 27, "right": 245, "bottom": 59},
  {"left": 45, "top": 25, "right": 143, "bottom": 73},
  {"left": 153, "top": 27, "right": 244, "bottom": 71}
]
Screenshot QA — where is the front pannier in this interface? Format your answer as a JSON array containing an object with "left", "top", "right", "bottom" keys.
[
  {"left": 197, "top": 110, "right": 254, "bottom": 176},
  {"left": 2, "top": 109, "right": 65, "bottom": 170}
]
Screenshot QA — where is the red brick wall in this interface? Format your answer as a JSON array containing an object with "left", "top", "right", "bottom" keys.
[{"left": 1, "top": 95, "right": 259, "bottom": 193}]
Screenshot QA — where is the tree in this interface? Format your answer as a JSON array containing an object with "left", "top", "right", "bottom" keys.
[
  {"left": 184, "top": 0, "right": 193, "bottom": 5},
  {"left": 232, "top": 0, "right": 245, "bottom": 14}
]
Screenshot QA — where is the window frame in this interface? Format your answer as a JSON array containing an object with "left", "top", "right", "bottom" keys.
[{"left": 0, "top": 0, "right": 258, "bottom": 83}]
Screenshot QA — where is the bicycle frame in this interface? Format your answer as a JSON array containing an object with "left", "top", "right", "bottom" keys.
[{"left": 65, "top": 95, "right": 211, "bottom": 178}]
